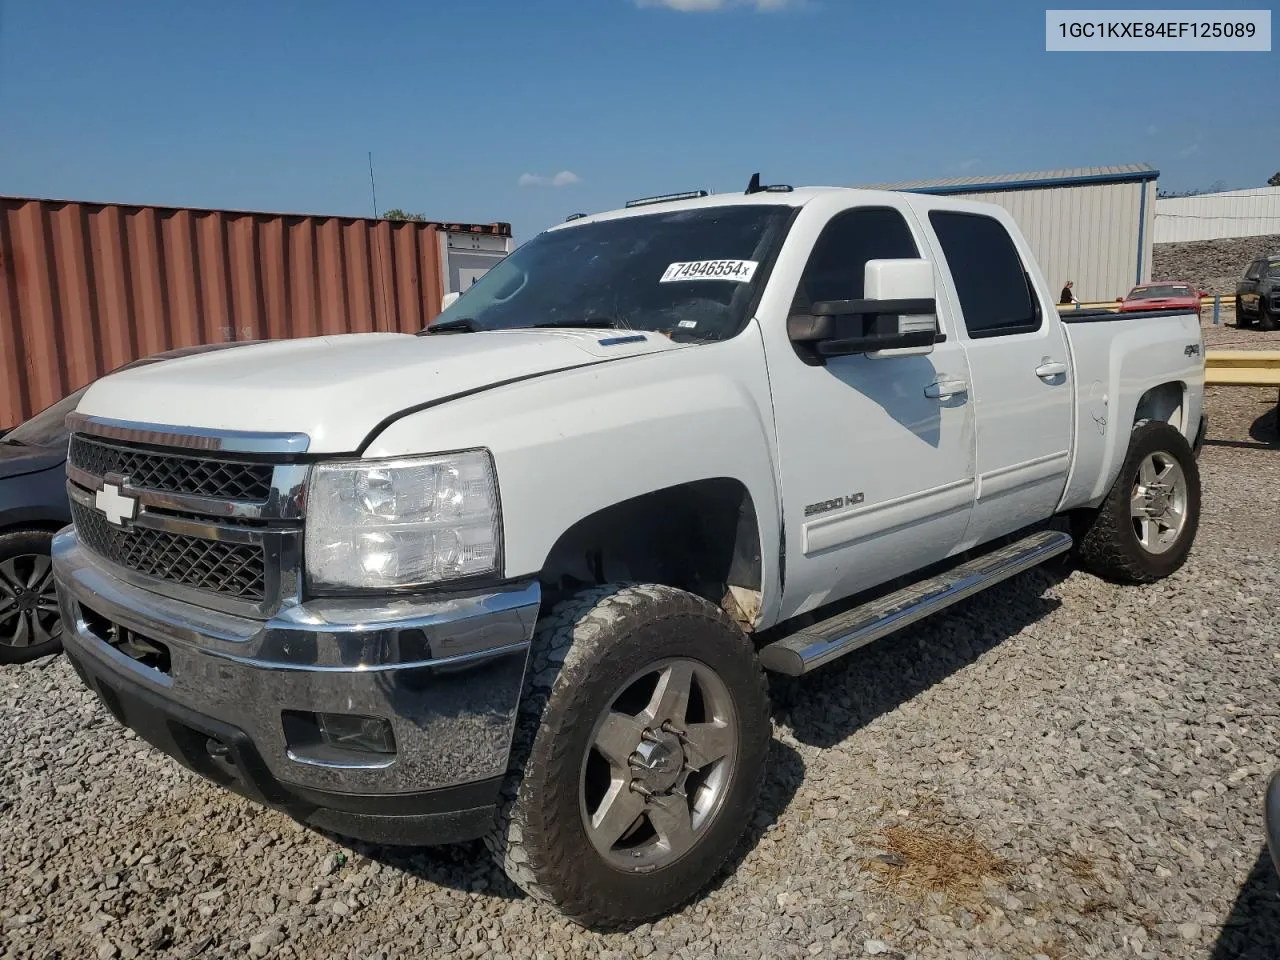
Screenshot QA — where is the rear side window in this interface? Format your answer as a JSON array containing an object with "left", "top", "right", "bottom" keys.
[
  {"left": 929, "top": 211, "right": 1039, "bottom": 338},
  {"left": 792, "top": 207, "right": 920, "bottom": 308}
]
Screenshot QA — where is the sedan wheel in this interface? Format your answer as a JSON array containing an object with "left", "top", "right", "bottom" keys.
[{"left": 0, "top": 531, "right": 65, "bottom": 664}]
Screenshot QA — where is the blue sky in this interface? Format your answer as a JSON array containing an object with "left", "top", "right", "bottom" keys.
[{"left": 1, "top": 0, "right": 1275, "bottom": 241}]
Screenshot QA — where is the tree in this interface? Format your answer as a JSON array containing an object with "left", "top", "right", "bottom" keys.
[
  {"left": 1268, "top": 171, "right": 1280, "bottom": 187},
  {"left": 382, "top": 209, "right": 427, "bottom": 222}
]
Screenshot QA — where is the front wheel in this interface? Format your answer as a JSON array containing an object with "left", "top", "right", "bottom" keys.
[
  {"left": 1260, "top": 305, "right": 1279, "bottom": 332},
  {"left": 1074, "top": 420, "right": 1201, "bottom": 584},
  {"left": 486, "top": 583, "right": 771, "bottom": 928}
]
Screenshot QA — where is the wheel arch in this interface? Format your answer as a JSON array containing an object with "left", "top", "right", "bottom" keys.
[
  {"left": 538, "top": 478, "right": 765, "bottom": 631},
  {"left": 1132, "top": 380, "right": 1188, "bottom": 434}
]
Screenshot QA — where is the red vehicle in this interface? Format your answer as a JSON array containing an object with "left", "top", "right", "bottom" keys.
[{"left": 1117, "top": 282, "right": 1206, "bottom": 313}]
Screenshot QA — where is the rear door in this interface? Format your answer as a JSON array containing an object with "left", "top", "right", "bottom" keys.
[{"left": 921, "top": 205, "right": 1074, "bottom": 550}]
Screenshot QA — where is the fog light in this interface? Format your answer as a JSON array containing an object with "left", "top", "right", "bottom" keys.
[
  {"left": 282, "top": 710, "right": 397, "bottom": 765},
  {"left": 316, "top": 713, "right": 396, "bottom": 754}
]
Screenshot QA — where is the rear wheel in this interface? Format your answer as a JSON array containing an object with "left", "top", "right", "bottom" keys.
[
  {"left": 1074, "top": 421, "right": 1200, "bottom": 584},
  {"left": 486, "top": 583, "right": 771, "bottom": 928},
  {"left": 0, "top": 530, "right": 64, "bottom": 664}
]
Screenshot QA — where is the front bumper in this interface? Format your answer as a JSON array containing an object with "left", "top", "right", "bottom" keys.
[{"left": 53, "top": 529, "right": 539, "bottom": 845}]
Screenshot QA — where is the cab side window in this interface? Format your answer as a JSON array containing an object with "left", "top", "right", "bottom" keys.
[
  {"left": 929, "top": 211, "right": 1040, "bottom": 338},
  {"left": 793, "top": 207, "right": 920, "bottom": 309}
]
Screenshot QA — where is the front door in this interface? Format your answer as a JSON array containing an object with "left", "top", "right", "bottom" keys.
[
  {"left": 763, "top": 201, "right": 977, "bottom": 622},
  {"left": 922, "top": 205, "right": 1073, "bottom": 549}
]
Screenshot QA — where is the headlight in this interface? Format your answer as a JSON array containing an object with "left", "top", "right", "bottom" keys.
[{"left": 305, "top": 450, "right": 500, "bottom": 591}]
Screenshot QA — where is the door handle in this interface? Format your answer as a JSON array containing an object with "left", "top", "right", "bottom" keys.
[
  {"left": 1035, "top": 359, "right": 1067, "bottom": 380},
  {"left": 924, "top": 376, "right": 968, "bottom": 400}
]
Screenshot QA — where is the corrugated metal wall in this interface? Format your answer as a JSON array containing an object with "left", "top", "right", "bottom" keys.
[
  {"left": 0, "top": 197, "right": 506, "bottom": 428},
  {"left": 944, "top": 180, "right": 1154, "bottom": 303},
  {"left": 1155, "top": 186, "right": 1280, "bottom": 243}
]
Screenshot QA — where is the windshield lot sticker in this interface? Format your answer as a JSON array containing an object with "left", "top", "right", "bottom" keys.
[
  {"left": 660, "top": 260, "right": 758, "bottom": 283},
  {"left": 678, "top": 319, "right": 698, "bottom": 329}
]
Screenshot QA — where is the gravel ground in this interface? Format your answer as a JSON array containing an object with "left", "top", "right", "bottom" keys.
[
  {"left": 1153, "top": 235, "right": 1280, "bottom": 296},
  {"left": 3, "top": 355, "right": 1278, "bottom": 960}
]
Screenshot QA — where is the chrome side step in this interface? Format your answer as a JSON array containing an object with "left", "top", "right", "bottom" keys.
[{"left": 758, "top": 529, "right": 1072, "bottom": 676}]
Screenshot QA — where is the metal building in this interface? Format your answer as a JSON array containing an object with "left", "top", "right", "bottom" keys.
[
  {"left": 861, "top": 164, "right": 1160, "bottom": 303},
  {"left": 1154, "top": 185, "right": 1280, "bottom": 243}
]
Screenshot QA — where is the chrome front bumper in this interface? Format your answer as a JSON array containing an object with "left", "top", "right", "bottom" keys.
[{"left": 52, "top": 528, "right": 539, "bottom": 844}]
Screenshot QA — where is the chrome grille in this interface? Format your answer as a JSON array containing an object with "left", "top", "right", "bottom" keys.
[
  {"left": 71, "top": 501, "right": 267, "bottom": 602},
  {"left": 65, "top": 423, "right": 308, "bottom": 617},
  {"left": 69, "top": 435, "right": 273, "bottom": 501}
]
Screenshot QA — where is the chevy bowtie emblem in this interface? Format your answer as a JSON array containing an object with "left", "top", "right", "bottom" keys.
[{"left": 96, "top": 482, "right": 138, "bottom": 527}]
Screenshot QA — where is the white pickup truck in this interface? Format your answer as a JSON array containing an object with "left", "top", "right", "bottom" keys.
[{"left": 53, "top": 179, "right": 1207, "bottom": 927}]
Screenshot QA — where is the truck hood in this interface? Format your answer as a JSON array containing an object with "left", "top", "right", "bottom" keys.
[{"left": 76, "top": 330, "right": 684, "bottom": 453}]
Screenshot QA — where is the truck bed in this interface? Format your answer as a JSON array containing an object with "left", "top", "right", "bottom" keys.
[{"left": 1058, "top": 307, "right": 1204, "bottom": 511}]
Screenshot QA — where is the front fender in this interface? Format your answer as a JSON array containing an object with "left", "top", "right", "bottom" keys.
[{"left": 363, "top": 327, "right": 784, "bottom": 625}]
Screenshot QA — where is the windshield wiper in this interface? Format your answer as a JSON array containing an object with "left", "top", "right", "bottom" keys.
[
  {"left": 528, "top": 316, "right": 630, "bottom": 330},
  {"left": 421, "top": 317, "right": 481, "bottom": 335}
]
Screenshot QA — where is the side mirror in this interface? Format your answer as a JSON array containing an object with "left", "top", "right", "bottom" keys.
[
  {"left": 788, "top": 259, "right": 938, "bottom": 359},
  {"left": 1116, "top": 297, "right": 1124, "bottom": 302},
  {"left": 441, "top": 291, "right": 461, "bottom": 311}
]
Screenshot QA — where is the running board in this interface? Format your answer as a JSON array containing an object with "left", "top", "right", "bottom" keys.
[{"left": 758, "top": 529, "right": 1072, "bottom": 676}]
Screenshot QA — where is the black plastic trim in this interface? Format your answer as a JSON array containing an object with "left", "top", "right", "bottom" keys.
[
  {"left": 811, "top": 298, "right": 937, "bottom": 317},
  {"left": 1061, "top": 308, "right": 1200, "bottom": 324}
]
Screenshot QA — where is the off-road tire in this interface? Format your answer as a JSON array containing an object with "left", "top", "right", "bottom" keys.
[
  {"left": 1074, "top": 420, "right": 1200, "bottom": 584},
  {"left": 485, "top": 583, "right": 771, "bottom": 928},
  {"left": 0, "top": 529, "right": 63, "bottom": 665},
  {"left": 1259, "top": 304, "right": 1279, "bottom": 332}
]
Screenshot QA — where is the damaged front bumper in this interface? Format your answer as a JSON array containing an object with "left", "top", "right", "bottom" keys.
[{"left": 52, "top": 529, "right": 539, "bottom": 845}]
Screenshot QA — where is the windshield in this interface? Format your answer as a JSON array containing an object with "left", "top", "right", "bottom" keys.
[
  {"left": 1127, "top": 284, "right": 1193, "bottom": 300},
  {"left": 3, "top": 388, "right": 86, "bottom": 447},
  {"left": 425, "top": 205, "right": 794, "bottom": 341},
  {"left": 1269, "top": 259, "right": 1280, "bottom": 277}
]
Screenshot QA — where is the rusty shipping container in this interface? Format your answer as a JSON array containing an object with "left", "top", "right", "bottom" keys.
[{"left": 0, "top": 196, "right": 513, "bottom": 429}]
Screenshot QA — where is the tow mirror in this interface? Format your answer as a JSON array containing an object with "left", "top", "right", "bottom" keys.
[
  {"left": 441, "top": 291, "right": 461, "bottom": 311},
  {"left": 789, "top": 259, "right": 938, "bottom": 359}
]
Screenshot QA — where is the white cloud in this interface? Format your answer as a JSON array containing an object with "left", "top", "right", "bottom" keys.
[
  {"left": 518, "top": 170, "right": 581, "bottom": 188},
  {"left": 636, "top": 0, "right": 797, "bottom": 11}
]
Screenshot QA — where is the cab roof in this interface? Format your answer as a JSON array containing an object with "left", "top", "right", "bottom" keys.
[{"left": 547, "top": 186, "right": 899, "bottom": 231}]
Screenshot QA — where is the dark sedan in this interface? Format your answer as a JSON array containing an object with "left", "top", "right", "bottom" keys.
[{"left": 1, "top": 342, "right": 255, "bottom": 663}]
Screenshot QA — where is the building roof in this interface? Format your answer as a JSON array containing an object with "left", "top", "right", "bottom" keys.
[
  {"left": 860, "top": 164, "right": 1160, "bottom": 195},
  {"left": 0, "top": 195, "right": 513, "bottom": 236}
]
